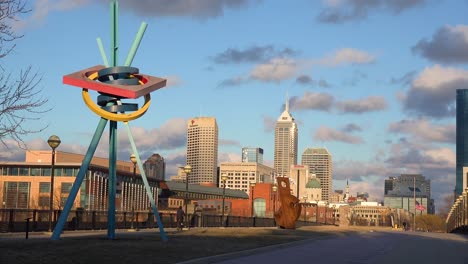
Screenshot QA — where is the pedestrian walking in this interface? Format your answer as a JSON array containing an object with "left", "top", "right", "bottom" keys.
[{"left": 176, "top": 206, "right": 185, "bottom": 231}]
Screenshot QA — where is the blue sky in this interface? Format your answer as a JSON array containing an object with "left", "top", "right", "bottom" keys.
[{"left": 2, "top": 0, "right": 467, "bottom": 212}]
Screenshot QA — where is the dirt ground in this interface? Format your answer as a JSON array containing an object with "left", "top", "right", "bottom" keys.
[{"left": 0, "top": 225, "right": 391, "bottom": 264}]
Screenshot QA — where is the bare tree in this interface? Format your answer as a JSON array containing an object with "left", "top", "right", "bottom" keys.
[
  {"left": 0, "top": 0, "right": 49, "bottom": 148},
  {"left": 438, "top": 193, "right": 455, "bottom": 219}
]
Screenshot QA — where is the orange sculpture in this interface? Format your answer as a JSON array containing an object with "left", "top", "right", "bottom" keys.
[{"left": 274, "top": 177, "right": 301, "bottom": 229}]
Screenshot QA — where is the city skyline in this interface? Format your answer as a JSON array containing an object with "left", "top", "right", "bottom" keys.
[{"left": 0, "top": 1, "right": 466, "bottom": 213}]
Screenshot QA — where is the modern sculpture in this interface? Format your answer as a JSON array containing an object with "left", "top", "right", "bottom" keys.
[
  {"left": 274, "top": 177, "right": 301, "bottom": 229},
  {"left": 51, "top": 0, "right": 168, "bottom": 241}
]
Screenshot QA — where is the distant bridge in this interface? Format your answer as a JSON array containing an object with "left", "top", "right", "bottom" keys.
[{"left": 446, "top": 188, "right": 468, "bottom": 233}]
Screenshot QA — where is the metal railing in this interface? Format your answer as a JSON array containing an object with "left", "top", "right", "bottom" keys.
[
  {"left": 446, "top": 188, "right": 468, "bottom": 233},
  {"left": 0, "top": 209, "right": 318, "bottom": 233}
]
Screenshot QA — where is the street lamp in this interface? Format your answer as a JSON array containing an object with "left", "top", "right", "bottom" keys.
[
  {"left": 302, "top": 195, "right": 308, "bottom": 222},
  {"left": 221, "top": 173, "right": 228, "bottom": 227},
  {"left": 272, "top": 183, "right": 278, "bottom": 217},
  {"left": 183, "top": 165, "right": 192, "bottom": 228},
  {"left": 333, "top": 205, "right": 336, "bottom": 225},
  {"left": 325, "top": 202, "right": 328, "bottom": 224},
  {"left": 250, "top": 181, "right": 256, "bottom": 217},
  {"left": 130, "top": 154, "right": 137, "bottom": 229},
  {"left": 47, "top": 135, "right": 61, "bottom": 232}
]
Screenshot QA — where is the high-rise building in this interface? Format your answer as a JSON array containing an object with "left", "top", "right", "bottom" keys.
[
  {"left": 143, "top": 153, "right": 165, "bottom": 181},
  {"left": 456, "top": 89, "right": 468, "bottom": 195},
  {"left": 273, "top": 98, "right": 298, "bottom": 178},
  {"left": 219, "top": 162, "right": 274, "bottom": 194},
  {"left": 186, "top": 117, "right": 218, "bottom": 185},
  {"left": 384, "top": 177, "right": 396, "bottom": 195},
  {"left": 384, "top": 174, "right": 434, "bottom": 214},
  {"left": 301, "top": 147, "right": 332, "bottom": 202},
  {"left": 242, "top": 147, "right": 264, "bottom": 164}
]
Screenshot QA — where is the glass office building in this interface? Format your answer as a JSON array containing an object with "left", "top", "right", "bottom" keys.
[
  {"left": 456, "top": 89, "right": 468, "bottom": 195},
  {"left": 241, "top": 147, "right": 264, "bottom": 164}
]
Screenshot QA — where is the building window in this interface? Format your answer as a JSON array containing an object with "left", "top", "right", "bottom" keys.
[
  {"left": 61, "top": 183, "right": 73, "bottom": 194},
  {"left": 3, "top": 181, "right": 30, "bottom": 208},
  {"left": 30, "top": 168, "right": 41, "bottom": 176},
  {"left": 19, "top": 167, "right": 29, "bottom": 176},
  {"left": 39, "top": 182, "right": 50, "bottom": 193}
]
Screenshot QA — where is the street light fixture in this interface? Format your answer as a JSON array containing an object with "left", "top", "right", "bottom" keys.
[
  {"left": 183, "top": 165, "right": 192, "bottom": 228},
  {"left": 333, "top": 204, "right": 336, "bottom": 225},
  {"left": 221, "top": 173, "right": 228, "bottom": 227},
  {"left": 47, "top": 135, "right": 61, "bottom": 232},
  {"left": 272, "top": 183, "right": 278, "bottom": 217},
  {"left": 130, "top": 154, "right": 137, "bottom": 229},
  {"left": 302, "top": 195, "right": 308, "bottom": 222},
  {"left": 250, "top": 181, "right": 256, "bottom": 217}
]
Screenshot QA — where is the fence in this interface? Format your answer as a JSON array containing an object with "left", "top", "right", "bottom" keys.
[
  {"left": 446, "top": 189, "right": 468, "bottom": 233},
  {"left": 0, "top": 209, "right": 317, "bottom": 233}
]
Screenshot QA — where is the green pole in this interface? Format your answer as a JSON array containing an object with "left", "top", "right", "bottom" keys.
[
  {"left": 96, "top": 37, "right": 109, "bottom": 67},
  {"left": 125, "top": 22, "right": 147, "bottom": 66}
]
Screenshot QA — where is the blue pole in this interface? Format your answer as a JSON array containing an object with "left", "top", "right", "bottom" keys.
[
  {"left": 106, "top": 0, "right": 119, "bottom": 240},
  {"left": 108, "top": 120, "right": 117, "bottom": 239},
  {"left": 124, "top": 121, "right": 168, "bottom": 242},
  {"left": 52, "top": 117, "right": 108, "bottom": 240}
]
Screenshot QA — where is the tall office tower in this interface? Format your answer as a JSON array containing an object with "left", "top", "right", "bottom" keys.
[
  {"left": 456, "top": 89, "right": 468, "bottom": 195},
  {"left": 301, "top": 148, "right": 332, "bottom": 202},
  {"left": 384, "top": 174, "right": 434, "bottom": 214},
  {"left": 274, "top": 98, "right": 298, "bottom": 178},
  {"left": 242, "top": 147, "right": 264, "bottom": 164},
  {"left": 143, "top": 153, "right": 165, "bottom": 181},
  {"left": 186, "top": 117, "right": 219, "bottom": 185},
  {"left": 384, "top": 177, "right": 396, "bottom": 195}
]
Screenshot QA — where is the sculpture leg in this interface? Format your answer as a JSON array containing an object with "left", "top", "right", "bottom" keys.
[
  {"left": 108, "top": 120, "right": 117, "bottom": 239},
  {"left": 124, "top": 121, "right": 168, "bottom": 242},
  {"left": 51, "top": 117, "right": 108, "bottom": 240}
]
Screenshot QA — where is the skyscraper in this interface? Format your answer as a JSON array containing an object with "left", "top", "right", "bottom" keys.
[
  {"left": 143, "top": 153, "right": 165, "bottom": 181},
  {"left": 186, "top": 117, "right": 218, "bottom": 185},
  {"left": 274, "top": 98, "right": 298, "bottom": 178},
  {"left": 384, "top": 174, "right": 434, "bottom": 214},
  {"left": 301, "top": 147, "right": 332, "bottom": 202},
  {"left": 456, "top": 89, "right": 468, "bottom": 195},
  {"left": 242, "top": 147, "right": 264, "bottom": 164}
]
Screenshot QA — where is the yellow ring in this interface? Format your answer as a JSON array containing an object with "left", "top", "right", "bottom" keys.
[{"left": 81, "top": 71, "right": 151, "bottom": 122}]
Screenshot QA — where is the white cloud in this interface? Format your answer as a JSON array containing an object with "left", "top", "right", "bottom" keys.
[
  {"left": 218, "top": 152, "right": 241, "bottom": 163},
  {"left": 290, "top": 91, "right": 334, "bottom": 111},
  {"left": 14, "top": 0, "right": 90, "bottom": 30},
  {"left": 336, "top": 96, "right": 387, "bottom": 113},
  {"left": 413, "top": 64, "right": 468, "bottom": 90},
  {"left": 314, "top": 126, "right": 364, "bottom": 144},
  {"left": 250, "top": 58, "right": 300, "bottom": 82},
  {"left": 318, "top": 48, "right": 375, "bottom": 66},
  {"left": 402, "top": 64, "right": 468, "bottom": 117},
  {"left": 164, "top": 75, "right": 183, "bottom": 87},
  {"left": 388, "top": 119, "right": 455, "bottom": 144}
]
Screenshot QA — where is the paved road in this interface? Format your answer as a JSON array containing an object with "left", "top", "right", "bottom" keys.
[{"left": 198, "top": 230, "right": 468, "bottom": 264}]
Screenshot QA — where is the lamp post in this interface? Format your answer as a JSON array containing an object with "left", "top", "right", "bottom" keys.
[
  {"left": 130, "top": 154, "right": 137, "bottom": 229},
  {"left": 303, "top": 195, "right": 308, "bottom": 222},
  {"left": 325, "top": 202, "right": 328, "bottom": 224},
  {"left": 250, "top": 181, "right": 256, "bottom": 217},
  {"left": 315, "top": 200, "right": 318, "bottom": 223},
  {"left": 272, "top": 184, "right": 278, "bottom": 217},
  {"left": 412, "top": 175, "right": 417, "bottom": 231},
  {"left": 333, "top": 205, "right": 336, "bottom": 225},
  {"left": 221, "top": 173, "right": 228, "bottom": 227},
  {"left": 183, "top": 165, "right": 192, "bottom": 228},
  {"left": 47, "top": 135, "right": 61, "bottom": 232}
]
